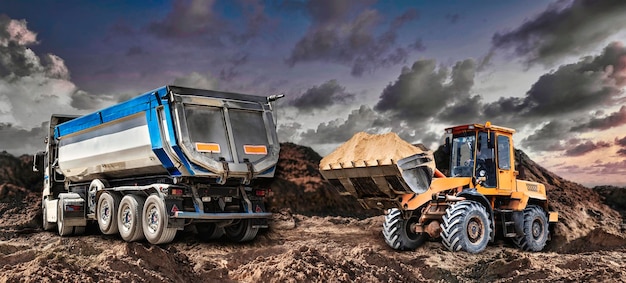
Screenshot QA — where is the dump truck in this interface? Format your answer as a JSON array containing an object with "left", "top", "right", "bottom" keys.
[
  {"left": 33, "top": 85, "right": 282, "bottom": 244},
  {"left": 320, "top": 122, "right": 558, "bottom": 253}
]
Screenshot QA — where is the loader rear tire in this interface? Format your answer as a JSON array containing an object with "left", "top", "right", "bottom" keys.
[
  {"left": 224, "top": 219, "right": 258, "bottom": 242},
  {"left": 513, "top": 205, "right": 549, "bottom": 252},
  {"left": 196, "top": 223, "right": 225, "bottom": 241},
  {"left": 382, "top": 208, "right": 427, "bottom": 250},
  {"left": 440, "top": 200, "right": 491, "bottom": 253},
  {"left": 142, "top": 195, "right": 177, "bottom": 245},
  {"left": 98, "top": 192, "right": 121, "bottom": 235},
  {"left": 118, "top": 195, "right": 145, "bottom": 242}
]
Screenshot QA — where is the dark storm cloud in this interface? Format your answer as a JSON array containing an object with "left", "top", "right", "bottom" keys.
[
  {"left": 300, "top": 105, "right": 389, "bottom": 144},
  {"left": 616, "top": 136, "right": 626, "bottom": 157},
  {"left": 277, "top": 122, "right": 302, "bottom": 142},
  {"left": 492, "top": 0, "right": 626, "bottom": 65},
  {"left": 521, "top": 121, "right": 570, "bottom": 152},
  {"left": 0, "top": 123, "right": 47, "bottom": 155},
  {"left": 571, "top": 106, "right": 626, "bottom": 132},
  {"left": 290, "top": 80, "right": 355, "bottom": 112},
  {"left": 564, "top": 140, "right": 611, "bottom": 157},
  {"left": 436, "top": 95, "right": 483, "bottom": 125},
  {"left": 146, "top": 0, "right": 270, "bottom": 46},
  {"left": 286, "top": 1, "right": 420, "bottom": 76},
  {"left": 485, "top": 42, "right": 626, "bottom": 123},
  {"left": 374, "top": 58, "right": 476, "bottom": 123}
]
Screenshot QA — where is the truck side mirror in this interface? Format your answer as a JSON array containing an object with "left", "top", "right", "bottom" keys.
[{"left": 33, "top": 151, "right": 45, "bottom": 172}]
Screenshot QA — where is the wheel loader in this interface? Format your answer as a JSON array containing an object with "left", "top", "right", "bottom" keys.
[{"left": 319, "top": 122, "right": 558, "bottom": 253}]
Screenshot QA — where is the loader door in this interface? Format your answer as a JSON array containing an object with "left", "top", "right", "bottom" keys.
[{"left": 496, "top": 135, "right": 514, "bottom": 191}]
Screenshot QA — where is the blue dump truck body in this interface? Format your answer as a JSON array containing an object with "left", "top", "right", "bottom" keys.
[{"left": 36, "top": 85, "right": 281, "bottom": 244}]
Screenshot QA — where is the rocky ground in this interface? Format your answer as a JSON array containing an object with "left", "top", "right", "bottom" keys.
[{"left": 0, "top": 144, "right": 625, "bottom": 282}]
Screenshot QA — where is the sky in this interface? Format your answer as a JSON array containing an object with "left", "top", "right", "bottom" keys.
[{"left": 0, "top": 0, "right": 625, "bottom": 187}]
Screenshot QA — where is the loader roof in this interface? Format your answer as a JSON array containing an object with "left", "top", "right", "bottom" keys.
[{"left": 445, "top": 122, "right": 515, "bottom": 135}]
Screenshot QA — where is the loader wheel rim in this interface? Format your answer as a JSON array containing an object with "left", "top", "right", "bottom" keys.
[
  {"left": 405, "top": 218, "right": 420, "bottom": 240},
  {"left": 467, "top": 216, "right": 484, "bottom": 243},
  {"left": 146, "top": 205, "right": 159, "bottom": 234},
  {"left": 532, "top": 219, "right": 543, "bottom": 239}
]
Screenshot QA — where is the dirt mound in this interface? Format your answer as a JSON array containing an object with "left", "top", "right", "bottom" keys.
[{"left": 319, "top": 132, "right": 429, "bottom": 170}]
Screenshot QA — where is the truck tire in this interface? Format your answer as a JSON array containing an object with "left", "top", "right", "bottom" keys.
[
  {"left": 42, "top": 201, "right": 56, "bottom": 231},
  {"left": 196, "top": 223, "right": 225, "bottom": 241},
  {"left": 142, "top": 194, "right": 177, "bottom": 245},
  {"left": 98, "top": 191, "right": 121, "bottom": 235},
  {"left": 382, "top": 208, "right": 426, "bottom": 250},
  {"left": 57, "top": 200, "right": 74, "bottom": 236},
  {"left": 440, "top": 200, "right": 491, "bottom": 253},
  {"left": 224, "top": 219, "right": 258, "bottom": 242},
  {"left": 118, "top": 195, "right": 145, "bottom": 242},
  {"left": 513, "top": 205, "right": 549, "bottom": 251}
]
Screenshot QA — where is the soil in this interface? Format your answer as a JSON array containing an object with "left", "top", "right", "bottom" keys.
[
  {"left": 0, "top": 145, "right": 625, "bottom": 282},
  {"left": 319, "top": 132, "right": 431, "bottom": 170}
]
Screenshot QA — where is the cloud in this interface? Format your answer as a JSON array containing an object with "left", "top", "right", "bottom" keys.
[
  {"left": 616, "top": 136, "right": 626, "bottom": 157},
  {"left": 445, "top": 13, "right": 461, "bottom": 24},
  {"left": 277, "top": 122, "right": 302, "bottom": 143},
  {"left": 300, "top": 105, "right": 389, "bottom": 144},
  {"left": 492, "top": 0, "right": 626, "bottom": 65},
  {"left": 592, "top": 160, "right": 626, "bottom": 175},
  {"left": 286, "top": 2, "right": 420, "bottom": 76},
  {"left": 146, "top": 0, "right": 271, "bottom": 46},
  {"left": 374, "top": 58, "right": 476, "bottom": 124},
  {"left": 289, "top": 79, "right": 355, "bottom": 112},
  {"left": 172, "top": 71, "right": 219, "bottom": 89},
  {"left": 485, "top": 42, "right": 626, "bottom": 125},
  {"left": 564, "top": 140, "right": 611, "bottom": 157},
  {"left": 0, "top": 122, "right": 47, "bottom": 155},
  {"left": 521, "top": 121, "right": 570, "bottom": 152},
  {"left": 571, "top": 106, "right": 626, "bottom": 132}
]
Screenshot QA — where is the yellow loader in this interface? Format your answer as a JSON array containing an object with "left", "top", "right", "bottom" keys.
[{"left": 319, "top": 122, "right": 558, "bottom": 253}]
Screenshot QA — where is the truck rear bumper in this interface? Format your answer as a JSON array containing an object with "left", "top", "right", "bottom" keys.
[{"left": 172, "top": 212, "right": 272, "bottom": 220}]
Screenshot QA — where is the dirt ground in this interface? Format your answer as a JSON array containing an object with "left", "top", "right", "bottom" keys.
[{"left": 1, "top": 196, "right": 625, "bottom": 283}]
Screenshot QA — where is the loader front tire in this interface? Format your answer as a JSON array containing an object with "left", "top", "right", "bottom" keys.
[
  {"left": 118, "top": 195, "right": 145, "bottom": 242},
  {"left": 513, "top": 205, "right": 548, "bottom": 252},
  {"left": 224, "top": 219, "right": 258, "bottom": 242},
  {"left": 382, "top": 208, "right": 427, "bottom": 250},
  {"left": 440, "top": 200, "right": 491, "bottom": 253}
]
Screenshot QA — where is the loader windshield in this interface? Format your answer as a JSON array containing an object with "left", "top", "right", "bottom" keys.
[{"left": 450, "top": 134, "right": 476, "bottom": 177}]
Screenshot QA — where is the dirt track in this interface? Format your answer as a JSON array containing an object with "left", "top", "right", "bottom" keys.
[{"left": 1, "top": 200, "right": 625, "bottom": 283}]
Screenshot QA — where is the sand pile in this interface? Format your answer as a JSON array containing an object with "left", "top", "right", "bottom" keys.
[{"left": 319, "top": 132, "right": 428, "bottom": 170}]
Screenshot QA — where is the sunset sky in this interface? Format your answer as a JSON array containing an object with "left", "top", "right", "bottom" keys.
[{"left": 1, "top": 0, "right": 625, "bottom": 187}]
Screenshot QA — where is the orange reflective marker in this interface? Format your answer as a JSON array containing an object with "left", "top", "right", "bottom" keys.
[
  {"left": 244, "top": 145, "right": 268, "bottom": 155},
  {"left": 195, "top": 143, "right": 221, "bottom": 153}
]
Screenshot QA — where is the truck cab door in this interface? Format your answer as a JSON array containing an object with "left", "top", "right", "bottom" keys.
[{"left": 496, "top": 135, "right": 514, "bottom": 191}]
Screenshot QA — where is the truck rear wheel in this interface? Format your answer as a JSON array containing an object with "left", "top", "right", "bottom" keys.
[
  {"left": 224, "top": 219, "right": 258, "bottom": 242},
  {"left": 57, "top": 200, "right": 74, "bottom": 236},
  {"left": 513, "top": 205, "right": 549, "bottom": 251},
  {"left": 196, "top": 223, "right": 225, "bottom": 241},
  {"left": 382, "top": 208, "right": 427, "bottom": 250},
  {"left": 118, "top": 195, "right": 145, "bottom": 242},
  {"left": 42, "top": 201, "right": 55, "bottom": 231},
  {"left": 142, "top": 195, "right": 177, "bottom": 245},
  {"left": 440, "top": 200, "right": 491, "bottom": 253},
  {"left": 98, "top": 192, "right": 121, "bottom": 235}
]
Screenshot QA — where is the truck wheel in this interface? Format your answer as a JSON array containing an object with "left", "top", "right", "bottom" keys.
[
  {"left": 513, "top": 205, "right": 549, "bottom": 251},
  {"left": 142, "top": 195, "right": 177, "bottom": 245},
  {"left": 98, "top": 192, "right": 121, "bottom": 235},
  {"left": 224, "top": 219, "right": 258, "bottom": 242},
  {"left": 196, "top": 223, "right": 224, "bottom": 241},
  {"left": 382, "top": 208, "right": 426, "bottom": 250},
  {"left": 42, "top": 201, "right": 56, "bottom": 231},
  {"left": 440, "top": 200, "right": 491, "bottom": 253},
  {"left": 118, "top": 195, "right": 145, "bottom": 242},
  {"left": 57, "top": 200, "right": 74, "bottom": 236}
]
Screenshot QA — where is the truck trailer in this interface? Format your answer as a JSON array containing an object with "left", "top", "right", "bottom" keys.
[{"left": 34, "top": 85, "right": 282, "bottom": 244}]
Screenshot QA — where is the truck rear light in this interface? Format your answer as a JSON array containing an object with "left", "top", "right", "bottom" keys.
[
  {"left": 171, "top": 188, "right": 183, "bottom": 195},
  {"left": 243, "top": 145, "right": 268, "bottom": 155},
  {"left": 65, "top": 205, "right": 83, "bottom": 211},
  {"left": 255, "top": 190, "right": 266, "bottom": 197}
]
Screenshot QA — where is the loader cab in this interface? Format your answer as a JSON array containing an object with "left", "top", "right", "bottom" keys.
[{"left": 446, "top": 122, "right": 515, "bottom": 190}]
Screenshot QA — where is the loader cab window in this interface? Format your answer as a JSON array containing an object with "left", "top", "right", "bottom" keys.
[
  {"left": 476, "top": 132, "right": 496, "bottom": 187},
  {"left": 450, "top": 134, "right": 475, "bottom": 177},
  {"left": 497, "top": 136, "right": 511, "bottom": 170}
]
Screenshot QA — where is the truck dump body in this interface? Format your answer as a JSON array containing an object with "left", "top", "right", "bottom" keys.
[{"left": 55, "top": 85, "right": 279, "bottom": 183}]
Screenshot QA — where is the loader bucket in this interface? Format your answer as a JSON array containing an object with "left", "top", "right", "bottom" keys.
[{"left": 397, "top": 153, "right": 435, "bottom": 195}]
